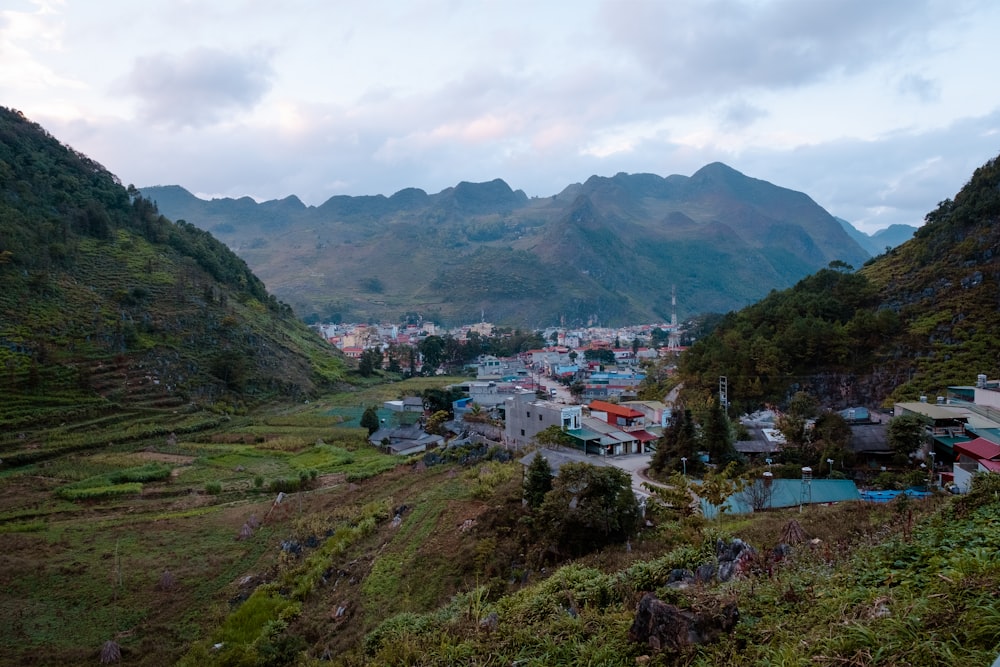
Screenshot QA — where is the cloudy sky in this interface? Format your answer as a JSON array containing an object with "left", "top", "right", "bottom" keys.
[{"left": 3, "top": 0, "right": 999, "bottom": 233}]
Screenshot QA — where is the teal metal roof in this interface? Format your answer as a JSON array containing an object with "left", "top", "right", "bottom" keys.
[
  {"left": 701, "top": 479, "right": 862, "bottom": 518},
  {"left": 932, "top": 435, "right": 973, "bottom": 451},
  {"left": 565, "top": 428, "right": 602, "bottom": 442},
  {"left": 969, "top": 428, "right": 1000, "bottom": 445}
]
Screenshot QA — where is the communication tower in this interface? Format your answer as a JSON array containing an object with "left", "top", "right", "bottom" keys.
[{"left": 800, "top": 466, "right": 813, "bottom": 507}]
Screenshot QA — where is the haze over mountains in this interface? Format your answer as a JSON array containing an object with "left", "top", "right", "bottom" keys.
[{"left": 142, "top": 165, "right": 910, "bottom": 327}]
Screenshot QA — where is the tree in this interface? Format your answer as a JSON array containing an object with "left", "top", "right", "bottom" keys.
[
  {"left": 464, "top": 402, "right": 484, "bottom": 422},
  {"left": 568, "top": 380, "right": 585, "bottom": 402},
  {"left": 358, "top": 348, "right": 382, "bottom": 377},
  {"left": 534, "top": 425, "right": 573, "bottom": 450},
  {"left": 698, "top": 461, "right": 747, "bottom": 517},
  {"left": 425, "top": 410, "right": 450, "bottom": 435},
  {"left": 422, "top": 386, "right": 464, "bottom": 416},
  {"left": 418, "top": 335, "right": 445, "bottom": 372},
  {"left": 642, "top": 472, "right": 697, "bottom": 517},
  {"left": 700, "top": 397, "right": 738, "bottom": 465},
  {"left": 650, "top": 327, "right": 668, "bottom": 348},
  {"left": 787, "top": 391, "right": 819, "bottom": 419},
  {"left": 738, "top": 474, "right": 775, "bottom": 512},
  {"left": 776, "top": 413, "right": 811, "bottom": 464},
  {"left": 888, "top": 414, "right": 926, "bottom": 461},
  {"left": 584, "top": 348, "right": 615, "bottom": 365},
  {"left": 538, "top": 462, "right": 639, "bottom": 557},
  {"left": 650, "top": 408, "right": 700, "bottom": 476},
  {"left": 210, "top": 350, "right": 248, "bottom": 392},
  {"left": 811, "top": 412, "right": 853, "bottom": 470},
  {"left": 360, "top": 406, "right": 380, "bottom": 436},
  {"left": 524, "top": 452, "right": 553, "bottom": 509},
  {"left": 386, "top": 346, "right": 402, "bottom": 374}
]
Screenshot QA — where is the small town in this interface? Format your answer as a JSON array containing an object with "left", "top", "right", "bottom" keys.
[{"left": 312, "top": 318, "right": 1000, "bottom": 517}]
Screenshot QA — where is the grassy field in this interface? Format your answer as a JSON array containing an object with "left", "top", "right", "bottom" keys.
[
  {"left": 0, "top": 377, "right": 467, "bottom": 666},
  {"left": 2, "top": 375, "right": 999, "bottom": 666}
]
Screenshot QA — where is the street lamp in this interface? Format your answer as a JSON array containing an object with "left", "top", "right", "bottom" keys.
[
  {"left": 765, "top": 457, "right": 772, "bottom": 470},
  {"left": 680, "top": 456, "right": 687, "bottom": 477},
  {"left": 826, "top": 458, "right": 834, "bottom": 477}
]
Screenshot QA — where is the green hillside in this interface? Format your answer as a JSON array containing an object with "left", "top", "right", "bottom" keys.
[
  {"left": 0, "top": 107, "right": 348, "bottom": 438},
  {"left": 677, "top": 152, "right": 1000, "bottom": 410}
]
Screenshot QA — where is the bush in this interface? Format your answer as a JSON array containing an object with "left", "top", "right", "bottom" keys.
[
  {"left": 205, "top": 481, "right": 222, "bottom": 495},
  {"left": 57, "top": 483, "right": 142, "bottom": 501},
  {"left": 269, "top": 478, "right": 301, "bottom": 493}
]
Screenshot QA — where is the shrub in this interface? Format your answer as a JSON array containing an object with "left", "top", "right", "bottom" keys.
[
  {"left": 269, "top": 478, "right": 301, "bottom": 493},
  {"left": 205, "top": 481, "right": 222, "bottom": 495},
  {"left": 57, "top": 483, "right": 142, "bottom": 501}
]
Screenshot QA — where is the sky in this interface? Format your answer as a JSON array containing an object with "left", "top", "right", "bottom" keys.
[{"left": 3, "top": 0, "right": 999, "bottom": 235}]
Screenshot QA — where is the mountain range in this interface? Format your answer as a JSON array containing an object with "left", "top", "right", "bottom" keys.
[{"left": 141, "top": 166, "right": 905, "bottom": 327}]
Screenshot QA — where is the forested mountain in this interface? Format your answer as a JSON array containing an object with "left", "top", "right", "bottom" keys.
[
  {"left": 142, "top": 164, "right": 871, "bottom": 326},
  {"left": 0, "top": 107, "right": 347, "bottom": 430},
  {"left": 836, "top": 216, "right": 916, "bottom": 256},
  {"left": 678, "top": 152, "right": 1000, "bottom": 411}
]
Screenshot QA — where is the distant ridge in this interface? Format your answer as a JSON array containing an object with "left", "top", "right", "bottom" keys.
[
  {"left": 836, "top": 217, "right": 916, "bottom": 256},
  {"left": 142, "top": 165, "right": 872, "bottom": 326}
]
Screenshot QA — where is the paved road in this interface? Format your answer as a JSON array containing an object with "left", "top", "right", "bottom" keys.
[{"left": 610, "top": 452, "right": 662, "bottom": 499}]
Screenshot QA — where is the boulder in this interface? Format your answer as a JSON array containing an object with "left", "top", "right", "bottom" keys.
[
  {"left": 716, "top": 538, "right": 756, "bottom": 582},
  {"left": 665, "top": 568, "right": 695, "bottom": 589},
  {"left": 628, "top": 593, "right": 738, "bottom": 652}
]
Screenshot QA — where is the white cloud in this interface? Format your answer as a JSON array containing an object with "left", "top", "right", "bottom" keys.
[
  {"left": 118, "top": 47, "right": 274, "bottom": 128},
  {"left": 0, "top": 0, "right": 83, "bottom": 96},
  {"left": 5, "top": 0, "right": 999, "bottom": 239}
]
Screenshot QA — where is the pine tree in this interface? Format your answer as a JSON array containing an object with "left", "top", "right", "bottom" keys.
[
  {"left": 524, "top": 452, "right": 553, "bottom": 509},
  {"left": 701, "top": 397, "right": 738, "bottom": 465},
  {"left": 650, "top": 408, "right": 699, "bottom": 475}
]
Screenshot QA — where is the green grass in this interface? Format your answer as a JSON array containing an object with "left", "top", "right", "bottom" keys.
[
  {"left": 56, "top": 483, "right": 143, "bottom": 500},
  {"left": 288, "top": 443, "right": 355, "bottom": 470}
]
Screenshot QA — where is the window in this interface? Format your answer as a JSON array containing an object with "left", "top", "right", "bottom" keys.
[
  {"left": 526, "top": 411, "right": 531, "bottom": 418},
  {"left": 539, "top": 414, "right": 543, "bottom": 421},
  {"left": 520, "top": 429, "right": 525, "bottom": 436}
]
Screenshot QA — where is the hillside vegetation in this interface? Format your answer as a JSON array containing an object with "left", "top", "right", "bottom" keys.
[
  {"left": 1, "top": 381, "right": 998, "bottom": 666},
  {"left": 677, "top": 153, "right": 1000, "bottom": 410},
  {"left": 142, "top": 164, "right": 871, "bottom": 327},
  {"left": 0, "top": 107, "right": 348, "bottom": 440}
]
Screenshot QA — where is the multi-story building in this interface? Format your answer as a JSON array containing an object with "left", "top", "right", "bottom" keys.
[{"left": 503, "top": 390, "right": 582, "bottom": 449}]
